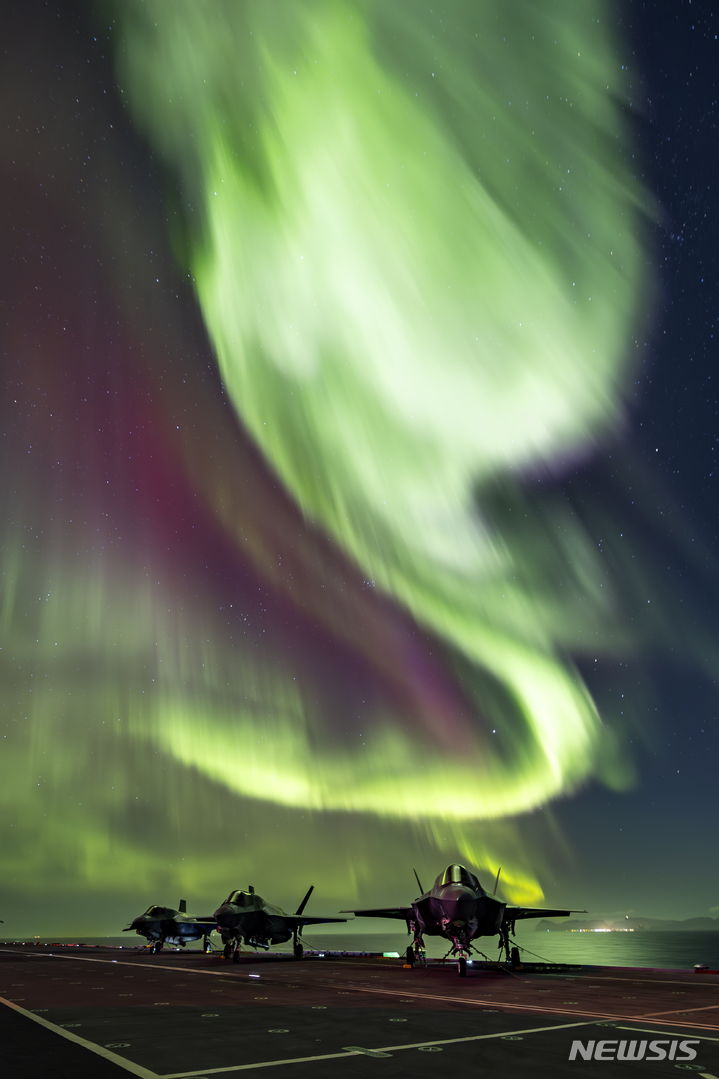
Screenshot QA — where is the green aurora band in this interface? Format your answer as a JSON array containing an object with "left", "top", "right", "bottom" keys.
[
  {"left": 0, "top": 0, "right": 661, "bottom": 923},
  {"left": 113, "top": 0, "right": 650, "bottom": 826}
]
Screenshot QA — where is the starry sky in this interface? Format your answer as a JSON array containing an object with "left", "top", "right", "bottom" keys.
[{"left": 1, "top": 0, "right": 718, "bottom": 935}]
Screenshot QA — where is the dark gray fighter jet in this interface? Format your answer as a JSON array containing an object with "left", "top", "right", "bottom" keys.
[
  {"left": 123, "top": 899, "right": 216, "bottom": 953},
  {"left": 347, "top": 863, "right": 584, "bottom": 975},
  {"left": 214, "top": 884, "right": 346, "bottom": 961}
]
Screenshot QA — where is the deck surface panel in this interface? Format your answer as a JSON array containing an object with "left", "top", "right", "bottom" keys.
[{"left": 2, "top": 945, "right": 718, "bottom": 1077}]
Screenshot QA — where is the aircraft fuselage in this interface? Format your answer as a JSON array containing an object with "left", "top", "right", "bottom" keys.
[
  {"left": 411, "top": 885, "right": 505, "bottom": 945},
  {"left": 214, "top": 902, "right": 292, "bottom": 948}
]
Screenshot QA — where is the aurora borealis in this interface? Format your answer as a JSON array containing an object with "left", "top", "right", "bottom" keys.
[{"left": 1, "top": 1, "right": 718, "bottom": 933}]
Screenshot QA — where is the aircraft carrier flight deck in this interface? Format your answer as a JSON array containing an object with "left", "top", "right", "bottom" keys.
[{"left": 2, "top": 943, "right": 719, "bottom": 1078}]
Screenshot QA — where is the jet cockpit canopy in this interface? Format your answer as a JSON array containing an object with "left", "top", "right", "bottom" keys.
[
  {"left": 437, "top": 864, "right": 482, "bottom": 891},
  {"left": 226, "top": 889, "right": 257, "bottom": 907}
]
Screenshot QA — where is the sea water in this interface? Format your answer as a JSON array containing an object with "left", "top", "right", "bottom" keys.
[{"left": 7, "top": 931, "right": 719, "bottom": 970}]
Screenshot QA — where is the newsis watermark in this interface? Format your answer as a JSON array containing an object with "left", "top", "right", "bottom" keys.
[{"left": 568, "top": 1038, "right": 700, "bottom": 1062}]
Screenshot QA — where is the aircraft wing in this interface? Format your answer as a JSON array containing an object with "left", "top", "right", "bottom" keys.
[
  {"left": 504, "top": 906, "right": 586, "bottom": 922},
  {"left": 341, "top": 907, "right": 411, "bottom": 920},
  {"left": 283, "top": 915, "right": 348, "bottom": 927}
]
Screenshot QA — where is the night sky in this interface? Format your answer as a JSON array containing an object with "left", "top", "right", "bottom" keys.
[{"left": 1, "top": 1, "right": 717, "bottom": 935}]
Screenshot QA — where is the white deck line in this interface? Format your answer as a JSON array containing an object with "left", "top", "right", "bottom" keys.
[
  {"left": 0, "top": 995, "right": 159, "bottom": 1079},
  {"left": 11, "top": 951, "right": 234, "bottom": 977},
  {"left": 615, "top": 1025, "right": 719, "bottom": 1043},
  {"left": 161, "top": 1019, "right": 595, "bottom": 1077}
]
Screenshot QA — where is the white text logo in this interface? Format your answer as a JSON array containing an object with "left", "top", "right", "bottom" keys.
[{"left": 568, "top": 1038, "right": 699, "bottom": 1062}]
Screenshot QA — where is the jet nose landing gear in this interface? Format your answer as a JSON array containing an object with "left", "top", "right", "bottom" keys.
[
  {"left": 222, "top": 941, "right": 242, "bottom": 962},
  {"left": 444, "top": 935, "right": 473, "bottom": 976}
]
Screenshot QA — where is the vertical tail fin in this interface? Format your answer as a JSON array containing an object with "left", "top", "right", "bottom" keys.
[
  {"left": 413, "top": 868, "right": 425, "bottom": 895},
  {"left": 296, "top": 885, "right": 314, "bottom": 915},
  {"left": 178, "top": 899, "right": 187, "bottom": 914},
  {"left": 492, "top": 868, "right": 502, "bottom": 896}
]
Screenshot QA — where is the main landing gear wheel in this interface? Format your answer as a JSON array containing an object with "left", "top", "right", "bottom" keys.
[
  {"left": 405, "top": 945, "right": 415, "bottom": 966},
  {"left": 293, "top": 941, "right": 304, "bottom": 960},
  {"left": 232, "top": 948, "right": 240, "bottom": 964},
  {"left": 458, "top": 956, "right": 467, "bottom": 977},
  {"left": 151, "top": 941, "right": 163, "bottom": 955},
  {"left": 223, "top": 943, "right": 232, "bottom": 960}
]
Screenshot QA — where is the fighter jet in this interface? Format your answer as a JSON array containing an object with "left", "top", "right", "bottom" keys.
[
  {"left": 123, "top": 899, "right": 217, "bottom": 953},
  {"left": 214, "top": 884, "right": 347, "bottom": 961},
  {"left": 347, "top": 863, "right": 584, "bottom": 975}
]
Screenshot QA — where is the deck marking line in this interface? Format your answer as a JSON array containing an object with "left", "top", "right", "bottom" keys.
[
  {"left": 14, "top": 951, "right": 719, "bottom": 1007},
  {"left": 161, "top": 1020, "right": 594, "bottom": 1077},
  {"left": 345, "top": 981, "right": 623, "bottom": 1018},
  {"left": 544, "top": 972, "right": 719, "bottom": 991},
  {"left": 342, "top": 983, "right": 719, "bottom": 1030},
  {"left": 8, "top": 952, "right": 233, "bottom": 978},
  {"left": 615, "top": 1025, "right": 719, "bottom": 1044},
  {"left": 341, "top": 1045, "right": 392, "bottom": 1057},
  {"left": 162, "top": 1049, "right": 364, "bottom": 1076},
  {"left": 0, "top": 995, "right": 159, "bottom": 1079},
  {"left": 5, "top": 950, "right": 719, "bottom": 993},
  {"left": 637, "top": 1004, "right": 719, "bottom": 1019}
]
